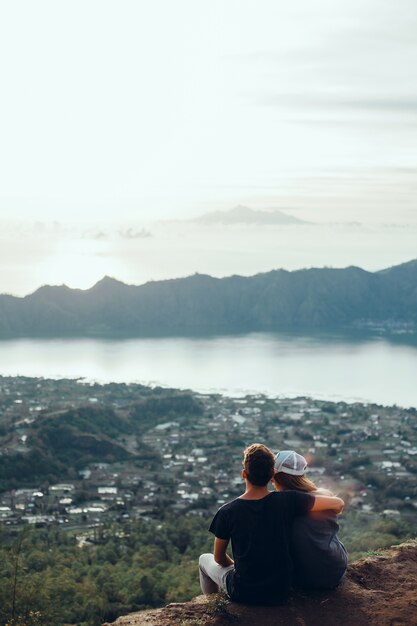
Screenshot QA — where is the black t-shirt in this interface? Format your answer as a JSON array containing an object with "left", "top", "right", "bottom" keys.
[{"left": 209, "top": 490, "right": 314, "bottom": 605}]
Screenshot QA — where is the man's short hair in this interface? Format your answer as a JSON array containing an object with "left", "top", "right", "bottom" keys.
[{"left": 243, "top": 443, "right": 275, "bottom": 486}]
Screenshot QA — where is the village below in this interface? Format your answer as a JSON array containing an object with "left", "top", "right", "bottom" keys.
[
  {"left": 0, "top": 375, "right": 416, "bottom": 624},
  {"left": 0, "top": 376, "right": 415, "bottom": 548}
]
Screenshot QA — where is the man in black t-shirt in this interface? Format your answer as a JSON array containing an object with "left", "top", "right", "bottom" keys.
[{"left": 199, "top": 443, "right": 344, "bottom": 605}]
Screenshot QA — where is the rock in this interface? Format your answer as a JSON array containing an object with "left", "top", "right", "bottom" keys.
[{"left": 103, "top": 542, "right": 417, "bottom": 626}]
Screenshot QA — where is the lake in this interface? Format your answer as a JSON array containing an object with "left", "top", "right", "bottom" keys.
[{"left": 0, "top": 332, "right": 416, "bottom": 408}]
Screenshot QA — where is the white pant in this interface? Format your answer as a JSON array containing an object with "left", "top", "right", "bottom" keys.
[{"left": 199, "top": 553, "right": 234, "bottom": 595}]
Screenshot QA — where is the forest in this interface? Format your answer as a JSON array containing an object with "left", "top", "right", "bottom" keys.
[{"left": 1, "top": 510, "right": 415, "bottom": 626}]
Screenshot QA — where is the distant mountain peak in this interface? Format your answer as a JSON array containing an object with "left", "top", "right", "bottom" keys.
[
  {"left": 193, "top": 205, "right": 308, "bottom": 225},
  {"left": 30, "top": 283, "right": 74, "bottom": 298},
  {"left": 230, "top": 204, "right": 255, "bottom": 215},
  {"left": 379, "top": 258, "right": 417, "bottom": 272},
  {"left": 91, "top": 276, "right": 128, "bottom": 290}
]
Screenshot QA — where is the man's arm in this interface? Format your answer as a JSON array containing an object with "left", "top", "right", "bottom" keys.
[
  {"left": 214, "top": 537, "right": 234, "bottom": 567},
  {"left": 310, "top": 494, "right": 344, "bottom": 514}
]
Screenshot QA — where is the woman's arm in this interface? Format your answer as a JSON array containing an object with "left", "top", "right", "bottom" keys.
[
  {"left": 310, "top": 494, "right": 344, "bottom": 514},
  {"left": 214, "top": 537, "right": 234, "bottom": 567}
]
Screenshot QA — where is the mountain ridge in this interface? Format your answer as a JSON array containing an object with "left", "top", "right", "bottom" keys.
[
  {"left": 192, "top": 205, "right": 309, "bottom": 225},
  {"left": 0, "top": 260, "right": 416, "bottom": 337}
]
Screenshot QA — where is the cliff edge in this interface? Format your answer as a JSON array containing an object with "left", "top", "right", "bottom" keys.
[{"left": 103, "top": 542, "right": 417, "bottom": 626}]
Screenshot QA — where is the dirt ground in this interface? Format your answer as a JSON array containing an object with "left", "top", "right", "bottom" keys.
[{"left": 104, "top": 542, "right": 417, "bottom": 626}]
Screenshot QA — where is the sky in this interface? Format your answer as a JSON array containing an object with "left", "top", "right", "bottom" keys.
[{"left": 0, "top": 0, "right": 416, "bottom": 294}]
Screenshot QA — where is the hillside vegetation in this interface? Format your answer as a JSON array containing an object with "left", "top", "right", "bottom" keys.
[
  {"left": 1, "top": 517, "right": 415, "bottom": 626},
  {"left": 103, "top": 542, "right": 417, "bottom": 626}
]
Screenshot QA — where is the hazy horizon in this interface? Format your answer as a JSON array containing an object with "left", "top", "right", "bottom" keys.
[
  {"left": 1, "top": 207, "right": 417, "bottom": 295},
  {"left": 1, "top": 240, "right": 416, "bottom": 298}
]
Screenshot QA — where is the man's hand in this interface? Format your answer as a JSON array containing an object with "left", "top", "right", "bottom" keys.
[{"left": 214, "top": 537, "right": 234, "bottom": 567}]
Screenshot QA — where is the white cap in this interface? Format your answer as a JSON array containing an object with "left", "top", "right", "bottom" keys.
[{"left": 274, "top": 450, "right": 308, "bottom": 476}]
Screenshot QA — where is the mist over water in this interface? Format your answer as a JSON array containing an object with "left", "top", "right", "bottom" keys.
[{"left": 1, "top": 332, "right": 416, "bottom": 408}]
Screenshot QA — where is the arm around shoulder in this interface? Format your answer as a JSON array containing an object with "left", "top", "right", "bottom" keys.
[{"left": 310, "top": 494, "right": 344, "bottom": 514}]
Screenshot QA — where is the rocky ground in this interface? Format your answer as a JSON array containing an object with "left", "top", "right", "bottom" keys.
[{"left": 103, "top": 542, "right": 417, "bottom": 626}]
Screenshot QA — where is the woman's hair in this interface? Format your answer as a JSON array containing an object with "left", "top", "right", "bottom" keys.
[
  {"left": 243, "top": 443, "right": 275, "bottom": 486},
  {"left": 273, "top": 471, "right": 318, "bottom": 492}
]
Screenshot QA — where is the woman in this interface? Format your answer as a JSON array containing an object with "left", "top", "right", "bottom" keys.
[{"left": 272, "top": 450, "right": 348, "bottom": 589}]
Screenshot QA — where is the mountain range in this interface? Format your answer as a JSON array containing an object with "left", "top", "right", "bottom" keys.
[
  {"left": 192, "top": 205, "right": 309, "bottom": 225},
  {"left": 0, "top": 260, "right": 416, "bottom": 337}
]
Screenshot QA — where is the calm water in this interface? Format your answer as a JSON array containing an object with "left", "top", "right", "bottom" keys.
[{"left": 0, "top": 332, "right": 416, "bottom": 408}]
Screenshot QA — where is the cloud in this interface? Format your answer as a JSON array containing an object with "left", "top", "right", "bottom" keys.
[
  {"left": 118, "top": 228, "right": 153, "bottom": 240},
  {"left": 341, "top": 99, "right": 417, "bottom": 113},
  {"left": 241, "top": 3, "right": 417, "bottom": 129},
  {"left": 259, "top": 93, "right": 417, "bottom": 115},
  {"left": 91, "top": 231, "right": 108, "bottom": 240}
]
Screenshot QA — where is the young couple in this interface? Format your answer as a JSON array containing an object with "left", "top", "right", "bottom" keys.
[{"left": 199, "top": 444, "right": 347, "bottom": 606}]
